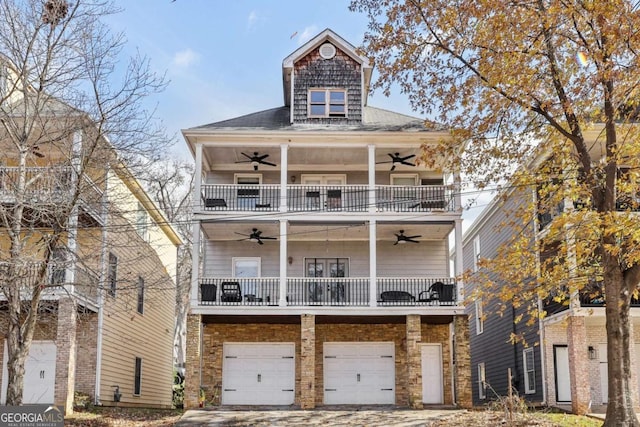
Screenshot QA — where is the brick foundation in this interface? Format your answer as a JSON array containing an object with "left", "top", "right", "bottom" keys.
[
  {"left": 453, "top": 315, "right": 472, "bottom": 408},
  {"left": 198, "top": 316, "right": 457, "bottom": 407},
  {"left": 54, "top": 298, "right": 77, "bottom": 414},
  {"left": 406, "top": 314, "right": 423, "bottom": 409},
  {"left": 184, "top": 314, "right": 202, "bottom": 409}
]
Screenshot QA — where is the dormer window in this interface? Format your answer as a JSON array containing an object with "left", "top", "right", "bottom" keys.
[{"left": 309, "top": 89, "right": 346, "bottom": 118}]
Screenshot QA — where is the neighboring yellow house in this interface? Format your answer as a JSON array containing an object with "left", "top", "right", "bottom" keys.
[{"left": 0, "top": 62, "right": 182, "bottom": 412}]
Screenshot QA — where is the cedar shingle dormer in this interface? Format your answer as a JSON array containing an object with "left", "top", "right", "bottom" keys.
[{"left": 282, "top": 29, "right": 373, "bottom": 125}]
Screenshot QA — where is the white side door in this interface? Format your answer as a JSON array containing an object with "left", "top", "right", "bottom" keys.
[
  {"left": 554, "top": 345, "right": 571, "bottom": 403},
  {"left": 421, "top": 344, "right": 443, "bottom": 404}
]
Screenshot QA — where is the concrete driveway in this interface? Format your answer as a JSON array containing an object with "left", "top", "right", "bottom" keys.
[{"left": 175, "top": 407, "right": 465, "bottom": 426}]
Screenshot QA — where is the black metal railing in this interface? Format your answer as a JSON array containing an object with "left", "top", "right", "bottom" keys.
[
  {"left": 376, "top": 277, "right": 457, "bottom": 306},
  {"left": 287, "top": 186, "right": 369, "bottom": 212},
  {"left": 197, "top": 276, "right": 459, "bottom": 307},
  {"left": 375, "top": 185, "right": 454, "bottom": 212},
  {"left": 199, "top": 184, "right": 456, "bottom": 213},
  {"left": 199, "top": 277, "right": 280, "bottom": 306},
  {"left": 286, "top": 277, "right": 369, "bottom": 306}
]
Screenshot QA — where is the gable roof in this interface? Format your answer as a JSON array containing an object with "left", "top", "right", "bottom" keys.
[
  {"left": 281, "top": 28, "right": 374, "bottom": 106},
  {"left": 189, "top": 105, "right": 444, "bottom": 132}
]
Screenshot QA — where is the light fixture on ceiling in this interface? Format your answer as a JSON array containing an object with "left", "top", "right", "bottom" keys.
[{"left": 250, "top": 160, "right": 259, "bottom": 169}]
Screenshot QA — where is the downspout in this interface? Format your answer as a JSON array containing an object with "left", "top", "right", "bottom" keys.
[{"left": 94, "top": 167, "right": 109, "bottom": 405}]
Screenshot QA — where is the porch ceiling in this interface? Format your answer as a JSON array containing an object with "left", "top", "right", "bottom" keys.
[
  {"left": 202, "top": 146, "right": 425, "bottom": 171},
  {"left": 200, "top": 221, "right": 454, "bottom": 242}
]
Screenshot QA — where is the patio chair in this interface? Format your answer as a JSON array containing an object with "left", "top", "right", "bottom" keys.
[{"left": 221, "top": 281, "right": 242, "bottom": 302}]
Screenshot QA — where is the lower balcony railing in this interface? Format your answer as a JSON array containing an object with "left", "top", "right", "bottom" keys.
[
  {"left": 0, "top": 262, "right": 99, "bottom": 304},
  {"left": 198, "top": 277, "right": 457, "bottom": 307}
]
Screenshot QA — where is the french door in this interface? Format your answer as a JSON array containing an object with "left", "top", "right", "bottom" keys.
[{"left": 305, "top": 258, "right": 348, "bottom": 303}]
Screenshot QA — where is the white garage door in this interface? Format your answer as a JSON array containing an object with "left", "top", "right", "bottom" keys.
[
  {"left": 222, "top": 343, "right": 295, "bottom": 405},
  {"left": 323, "top": 342, "right": 395, "bottom": 404},
  {"left": 1, "top": 341, "right": 57, "bottom": 404}
]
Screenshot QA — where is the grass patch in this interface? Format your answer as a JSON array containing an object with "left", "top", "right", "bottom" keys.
[{"left": 541, "top": 413, "right": 603, "bottom": 427}]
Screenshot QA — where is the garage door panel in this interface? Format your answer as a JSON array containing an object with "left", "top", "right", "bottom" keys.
[
  {"left": 222, "top": 343, "right": 295, "bottom": 405},
  {"left": 323, "top": 342, "right": 395, "bottom": 405}
]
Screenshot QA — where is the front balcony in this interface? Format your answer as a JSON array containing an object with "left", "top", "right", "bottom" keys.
[
  {"left": 542, "top": 281, "right": 640, "bottom": 316},
  {"left": 197, "top": 276, "right": 457, "bottom": 308},
  {"left": 0, "top": 166, "right": 103, "bottom": 225},
  {"left": 200, "top": 184, "right": 455, "bottom": 213}
]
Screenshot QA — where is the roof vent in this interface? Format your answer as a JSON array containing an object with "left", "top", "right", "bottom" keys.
[{"left": 319, "top": 43, "right": 336, "bottom": 60}]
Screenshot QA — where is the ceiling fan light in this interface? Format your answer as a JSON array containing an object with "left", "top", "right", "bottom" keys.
[{"left": 397, "top": 239, "right": 406, "bottom": 244}]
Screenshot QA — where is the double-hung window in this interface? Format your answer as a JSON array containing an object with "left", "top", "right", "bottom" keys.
[
  {"left": 134, "top": 357, "right": 142, "bottom": 395},
  {"left": 137, "top": 276, "right": 144, "bottom": 314},
  {"left": 478, "top": 362, "right": 486, "bottom": 399},
  {"left": 309, "top": 89, "right": 346, "bottom": 117},
  {"left": 475, "top": 298, "right": 484, "bottom": 335},
  {"left": 523, "top": 348, "right": 536, "bottom": 394},
  {"left": 108, "top": 252, "right": 117, "bottom": 297}
]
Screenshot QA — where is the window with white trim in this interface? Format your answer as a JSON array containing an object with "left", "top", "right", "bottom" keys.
[
  {"left": 523, "top": 348, "right": 536, "bottom": 394},
  {"left": 478, "top": 362, "right": 486, "bottom": 399},
  {"left": 134, "top": 357, "right": 142, "bottom": 395},
  {"left": 473, "top": 235, "right": 481, "bottom": 272},
  {"left": 137, "top": 276, "right": 144, "bottom": 314},
  {"left": 475, "top": 298, "right": 484, "bottom": 334},
  {"left": 136, "top": 202, "right": 148, "bottom": 241},
  {"left": 107, "top": 252, "right": 117, "bottom": 297},
  {"left": 308, "top": 89, "right": 346, "bottom": 117}
]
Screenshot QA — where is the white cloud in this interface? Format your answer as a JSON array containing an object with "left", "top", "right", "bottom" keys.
[
  {"left": 297, "top": 25, "right": 319, "bottom": 46},
  {"left": 247, "top": 10, "right": 260, "bottom": 30},
  {"left": 172, "top": 48, "right": 200, "bottom": 69}
]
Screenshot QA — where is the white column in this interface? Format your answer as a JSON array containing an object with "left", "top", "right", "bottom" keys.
[
  {"left": 194, "top": 144, "right": 203, "bottom": 211},
  {"left": 279, "top": 219, "right": 288, "bottom": 305},
  {"left": 454, "top": 219, "right": 464, "bottom": 302},
  {"left": 190, "top": 222, "right": 201, "bottom": 304},
  {"left": 368, "top": 145, "right": 376, "bottom": 213},
  {"left": 369, "top": 219, "right": 377, "bottom": 306},
  {"left": 453, "top": 170, "right": 462, "bottom": 212},
  {"left": 280, "top": 144, "right": 289, "bottom": 212}
]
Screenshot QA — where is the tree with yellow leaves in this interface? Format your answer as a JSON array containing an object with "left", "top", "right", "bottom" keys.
[{"left": 350, "top": 1, "right": 640, "bottom": 425}]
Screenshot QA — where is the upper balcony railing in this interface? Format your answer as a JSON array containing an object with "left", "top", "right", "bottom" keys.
[
  {"left": 197, "top": 276, "right": 457, "bottom": 308},
  {"left": 0, "top": 166, "right": 103, "bottom": 219},
  {"left": 200, "top": 184, "right": 456, "bottom": 213},
  {"left": 542, "top": 281, "right": 640, "bottom": 315},
  {"left": 0, "top": 261, "right": 99, "bottom": 305}
]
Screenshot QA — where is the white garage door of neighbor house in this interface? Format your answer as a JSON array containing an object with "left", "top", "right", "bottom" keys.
[
  {"left": 323, "top": 342, "right": 395, "bottom": 405},
  {"left": 421, "top": 344, "right": 444, "bottom": 404},
  {"left": 597, "top": 342, "right": 640, "bottom": 405},
  {"left": 222, "top": 343, "right": 295, "bottom": 405},
  {"left": 1, "top": 341, "right": 57, "bottom": 404}
]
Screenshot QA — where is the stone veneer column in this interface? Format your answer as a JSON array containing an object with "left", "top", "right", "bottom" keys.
[
  {"left": 453, "top": 315, "right": 472, "bottom": 408},
  {"left": 54, "top": 298, "right": 77, "bottom": 414},
  {"left": 406, "top": 314, "right": 423, "bottom": 409},
  {"left": 567, "top": 315, "right": 590, "bottom": 415},
  {"left": 300, "top": 314, "right": 316, "bottom": 409},
  {"left": 184, "top": 314, "right": 202, "bottom": 409}
]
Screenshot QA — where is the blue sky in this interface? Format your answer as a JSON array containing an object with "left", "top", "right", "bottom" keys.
[
  {"left": 107, "top": 1, "right": 491, "bottom": 227},
  {"left": 108, "top": 0, "right": 417, "bottom": 159}
]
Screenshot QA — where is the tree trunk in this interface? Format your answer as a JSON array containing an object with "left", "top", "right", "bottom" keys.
[
  {"left": 5, "top": 320, "right": 28, "bottom": 406},
  {"left": 603, "top": 259, "right": 640, "bottom": 426}
]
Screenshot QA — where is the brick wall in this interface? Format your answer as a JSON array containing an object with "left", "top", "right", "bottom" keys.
[
  {"left": 75, "top": 312, "right": 98, "bottom": 398},
  {"left": 184, "top": 314, "right": 201, "bottom": 409},
  {"left": 454, "top": 315, "right": 472, "bottom": 408},
  {"left": 54, "top": 298, "right": 77, "bottom": 413},
  {"left": 198, "top": 318, "right": 455, "bottom": 407}
]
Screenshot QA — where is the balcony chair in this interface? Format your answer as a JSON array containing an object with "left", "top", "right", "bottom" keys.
[
  {"left": 200, "top": 283, "right": 217, "bottom": 302},
  {"left": 220, "top": 281, "right": 242, "bottom": 302},
  {"left": 418, "top": 281, "right": 455, "bottom": 304},
  {"left": 379, "top": 290, "right": 415, "bottom": 303},
  {"left": 326, "top": 189, "right": 342, "bottom": 209},
  {"left": 204, "top": 198, "right": 227, "bottom": 208}
]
